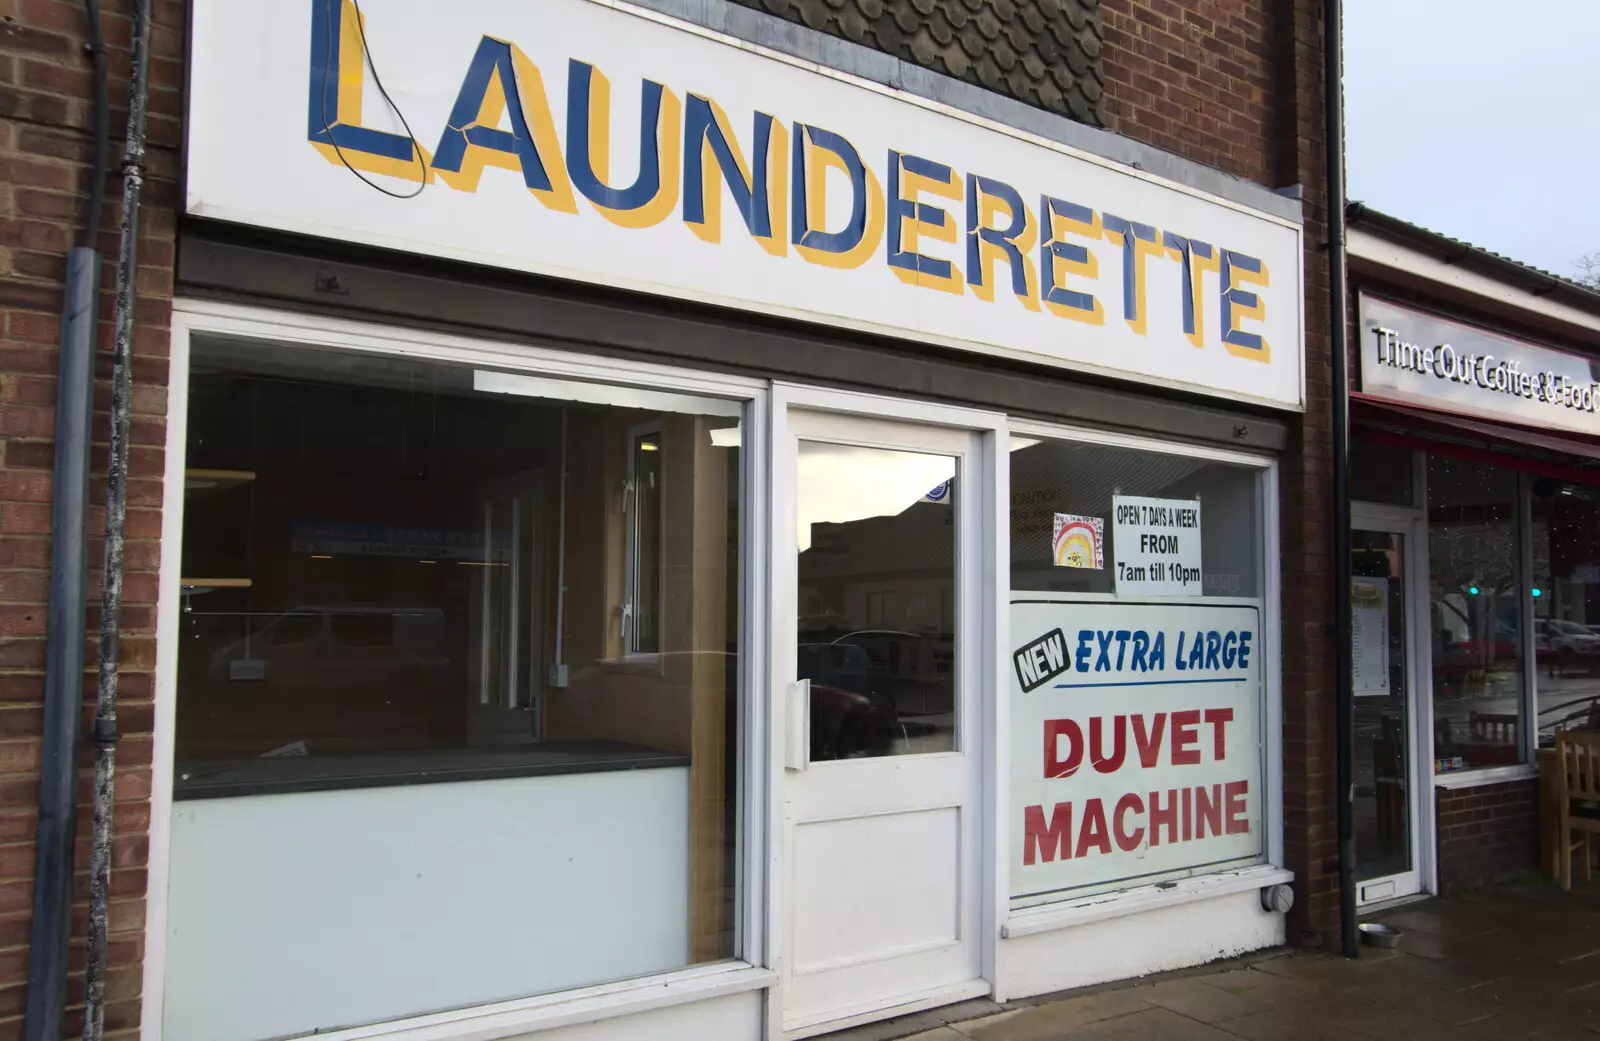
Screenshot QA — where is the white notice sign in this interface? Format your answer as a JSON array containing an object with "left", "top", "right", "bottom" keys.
[
  {"left": 1351, "top": 577, "right": 1390, "bottom": 697},
  {"left": 1010, "top": 597, "right": 1264, "bottom": 905},
  {"left": 1112, "top": 496, "right": 1203, "bottom": 595}
]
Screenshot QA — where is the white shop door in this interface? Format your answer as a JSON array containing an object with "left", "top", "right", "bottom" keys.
[{"left": 776, "top": 401, "right": 991, "bottom": 1038}]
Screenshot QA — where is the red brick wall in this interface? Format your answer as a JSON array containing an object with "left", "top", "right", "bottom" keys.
[
  {"left": 1099, "top": 0, "right": 1277, "bottom": 184},
  {"left": 1104, "top": 0, "right": 1339, "bottom": 947},
  {"left": 1436, "top": 780, "right": 1540, "bottom": 894},
  {"left": 0, "top": 0, "right": 183, "bottom": 1034}
]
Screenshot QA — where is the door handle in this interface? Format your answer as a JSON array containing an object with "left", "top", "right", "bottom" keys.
[{"left": 786, "top": 679, "right": 810, "bottom": 772}]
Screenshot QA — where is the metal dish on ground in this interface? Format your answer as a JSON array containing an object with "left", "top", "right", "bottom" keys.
[{"left": 1358, "top": 922, "right": 1403, "bottom": 949}]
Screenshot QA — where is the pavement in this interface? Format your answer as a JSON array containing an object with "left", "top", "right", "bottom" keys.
[{"left": 838, "top": 881, "right": 1600, "bottom": 1041}]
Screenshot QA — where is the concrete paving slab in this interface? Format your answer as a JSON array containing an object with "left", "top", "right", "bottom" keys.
[
  {"left": 824, "top": 881, "right": 1600, "bottom": 1041},
  {"left": 955, "top": 989, "right": 1150, "bottom": 1039},
  {"left": 1132, "top": 977, "right": 1279, "bottom": 1024}
]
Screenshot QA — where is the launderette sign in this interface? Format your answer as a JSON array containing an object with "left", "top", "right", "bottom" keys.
[{"left": 186, "top": 0, "right": 1305, "bottom": 409}]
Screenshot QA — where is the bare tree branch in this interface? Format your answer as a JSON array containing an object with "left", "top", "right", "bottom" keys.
[{"left": 1578, "top": 252, "right": 1600, "bottom": 290}]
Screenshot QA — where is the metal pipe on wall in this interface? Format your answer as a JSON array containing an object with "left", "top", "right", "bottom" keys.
[
  {"left": 1325, "top": 0, "right": 1359, "bottom": 957},
  {"left": 84, "top": 0, "right": 154, "bottom": 1035},
  {"left": 22, "top": 1, "right": 108, "bottom": 1036}
]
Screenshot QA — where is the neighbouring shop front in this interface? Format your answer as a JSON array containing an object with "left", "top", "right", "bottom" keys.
[
  {"left": 151, "top": 1, "right": 1306, "bottom": 1039},
  {"left": 1346, "top": 237, "right": 1600, "bottom": 906}
]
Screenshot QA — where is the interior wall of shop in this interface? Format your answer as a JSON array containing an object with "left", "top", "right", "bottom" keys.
[{"left": 0, "top": 3, "right": 1334, "bottom": 1040}]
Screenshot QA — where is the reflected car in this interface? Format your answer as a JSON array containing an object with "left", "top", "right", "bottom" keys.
[
  {"left": 565, "top": 649, "right": 899, "bottom": 762},
  {"left": 1545, "top": 619, "right": 1600, "bottom": 655}
]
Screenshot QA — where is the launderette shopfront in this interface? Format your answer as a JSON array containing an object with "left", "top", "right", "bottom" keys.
[{"left": 154, "top": 1, "right": 1305, "bottom": 1039}]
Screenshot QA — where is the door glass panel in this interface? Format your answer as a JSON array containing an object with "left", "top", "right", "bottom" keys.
[
  {"left": 797, "top": 441, "right": 957, "bottom": 759},
  {"left": 1353, "top": 528, "right": 1412, "bottom": 883}
]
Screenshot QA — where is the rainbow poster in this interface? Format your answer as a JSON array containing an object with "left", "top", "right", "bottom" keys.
[{"left": 1052, "top": 514, "right": 1104, "bottom": 569}]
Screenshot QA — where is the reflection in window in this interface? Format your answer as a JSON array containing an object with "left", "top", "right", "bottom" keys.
[
  {"left": 796, "top": 442, "right": 957, "bottom": 759},
  {"left": 170, "top": 341, "right": 741, "bottom": 1039},
  {"left": 1428, "top": 455, "right": 1523, "bottom": 771},
  {"left": 627, "top": 425, "right": 663, "bottom": 653},
  {"left": 1008, "top": 439, "right": 1260, "bottom": 597},
  {"left": 1533, "top": 478, "right": 1600, "bottom": 744}
]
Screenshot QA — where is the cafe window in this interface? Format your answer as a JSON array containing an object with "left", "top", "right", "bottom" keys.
[
  {"left": 1532, "top": 477, "right": 1600, "bottom": 745},
  {"left": 1006, "top": 436, "right": 1269, "bottom": 908},
  {"left": 164, "top": 339, "right": 744, "bottom": 1041},
  {"left": 1351, "top": 439, "right": 1416, "bottom": 508},
  {"left": 1427, "top": 455, "right": 1525, "bottom": 772}
]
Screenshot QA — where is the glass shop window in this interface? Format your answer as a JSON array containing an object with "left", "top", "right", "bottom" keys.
[
  {"left": 1531, "top": 477, "right": 1600, "bottom": 745},
  {"left": 1006, "top": 437, "right": 1268, "bottom": 908},
  {"left": 165, "top": 339, "right": 743, "bottom": 1041},
  {"left": 1351, "top": 438, "right": 1416, "bottom": 508},
  {"left": 1427, "top": 455, "right": 1524, "bottom": 772},
  {"left": 1009, "top": 438, "right": 1262, "bottom": 597}
]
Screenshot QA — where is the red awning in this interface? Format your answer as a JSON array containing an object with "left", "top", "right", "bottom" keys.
[{"left": 1352, "top": 394, "right": 1600, "bottom": 482}]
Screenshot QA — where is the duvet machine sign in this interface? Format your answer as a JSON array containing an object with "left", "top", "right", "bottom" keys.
[
  {"left": 1009, "top": 598, "right": 1264, "bottom": 904},
  {"left": 184, "top": 0, "right": 1305, "bottom": 409}
]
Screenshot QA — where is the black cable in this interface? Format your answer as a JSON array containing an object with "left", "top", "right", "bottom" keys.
[
  {"left": 320, "top": 0, "right": 428, "bottom": 199},
  {"left": 82, "top": 0, "right": 108, "bottom": 245}
]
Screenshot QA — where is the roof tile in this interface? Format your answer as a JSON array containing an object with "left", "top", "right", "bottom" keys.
[{"left": 726, "top": 0, "right": 1104, "bottom": 128}]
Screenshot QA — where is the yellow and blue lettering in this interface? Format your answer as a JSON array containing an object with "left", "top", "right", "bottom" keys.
[
  {"left": 307, "top": 0, "right": 432, "bottom": 182},
  {"left": 566, "top": 60, "right": 682, "bottom": 229},
  {"left": 683, "top": 96, "right": 785, "bottom": 255},
  {"left": 1220, "top": 249, "right": 1270, "bottom": 361},
  {"left": 791, "top": 124, "right": 883, "bottom": 269},
  {"left": 1039, "top": 196, "right": 1103, "bottom": 325},
  {"left": 1162, "top": 232, "right": 1219, "bottom": 348},
  {"left": 1101, "top": 213, "right": 1160, "bottom": 335},
  {"left": 431, "top": 37, "right": 574, "bottom": 211},
  {"left": 965, "top": 174, "right": 1039, "bottom": 309},
  {"left": 888, "top": 152, "right": 963, "bottom": 295}
]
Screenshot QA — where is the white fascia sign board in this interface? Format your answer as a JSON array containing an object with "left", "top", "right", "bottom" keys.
[
  {"left": 186, "top": 0, "right": 1306, "bottom": 410},
  {"left": 1359, "top": 294, "right": 1600, "bottom": 435}
]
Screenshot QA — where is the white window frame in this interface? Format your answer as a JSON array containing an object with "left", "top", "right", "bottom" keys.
[
  {"left": 145, "top": 299, "right": 775, "bottom": 1041},
  {"left": 997, "top": 418, "right": 1287, "bottom": 938}
]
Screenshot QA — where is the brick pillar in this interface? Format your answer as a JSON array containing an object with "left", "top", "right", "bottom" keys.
[{"left": 0, "top": 0, "right": 183, "bottom": 1033}]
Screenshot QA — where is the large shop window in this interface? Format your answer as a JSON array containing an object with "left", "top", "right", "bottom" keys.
[
  {"left": 1007, "top": 438, "right": 1267, "bottom": 909},
  {"left": 1532, "top": 478, "right": 1600, "bottom": 744},
  {"left": 165, "top": 340, "right": 743, "bottom": 1041},
  {"left": 1427, "top": 455, "right": 1525, "bottom": 771}
]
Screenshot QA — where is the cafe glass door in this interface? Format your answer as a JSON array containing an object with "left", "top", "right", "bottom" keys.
[{"left": 1351, "top": 506, "right": 1427, "bottom": 905}]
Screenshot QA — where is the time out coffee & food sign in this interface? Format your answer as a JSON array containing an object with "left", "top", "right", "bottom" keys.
[
  {"left": 1010, "top": 597, "right": 1263, "bottom": 904},
  {"left": 1360, "top": 295, "right": 1600, "bottom": 437},
  {"left": 185, "top": 0, "right": 1305, "bottom": 410}
]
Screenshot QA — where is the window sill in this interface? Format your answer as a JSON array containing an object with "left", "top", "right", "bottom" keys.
[
  {"left": 1001, "top": 865, "right": 1294, "bottom": 939},
  {"left": 1434, "top": 763, "right": 1540, "bottom": 790},
  {"left": 296, "top": 963, "right": 776, "bottom": 1041}
]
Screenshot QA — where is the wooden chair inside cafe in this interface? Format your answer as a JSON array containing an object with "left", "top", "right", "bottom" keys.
[{"left": 1556, "top": 730, "right": 1600, "bottom": 889}]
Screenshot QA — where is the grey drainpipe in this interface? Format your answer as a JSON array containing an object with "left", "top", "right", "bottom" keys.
[
  {"left": 22, "top": 1, "right": 108, "bottom": 1036},
  {"left": 1325, "top": 0, "right": 1359, "bottom": 957},
  {"left": 82, "top": 0, "right": 153, "bottom": 1035}
]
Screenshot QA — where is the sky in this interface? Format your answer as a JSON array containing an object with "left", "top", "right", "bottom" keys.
[{"left": 1344, "top": 0, "right": 1600, "bottom": 280}]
